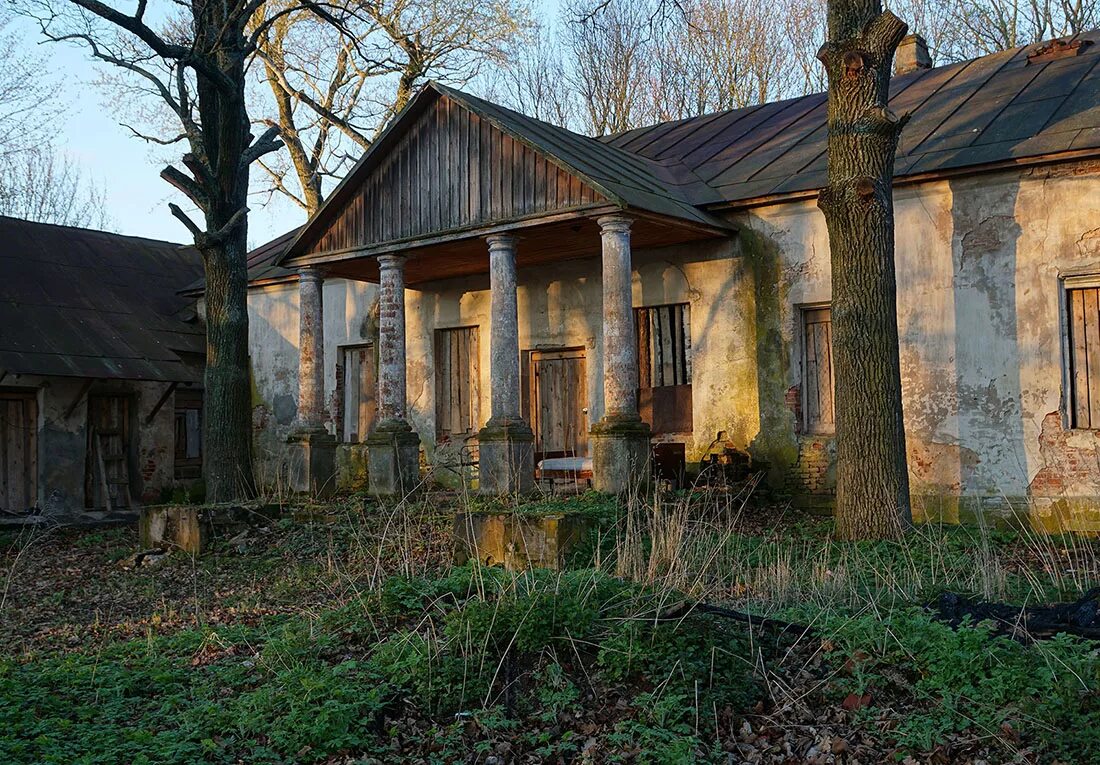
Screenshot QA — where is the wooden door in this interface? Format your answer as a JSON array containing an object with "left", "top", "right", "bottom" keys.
[
  {"left": 0, "top": 392, "right": 37, "bottom": 514},
  {"left": 86, "top": 395, "right": 133, "bottom": 510},
  {"left": 529, "top": 349, "right": 588, "bottom": 459},
  {"left": 342, "top": 345, "right": 378, "bottom": 442}
]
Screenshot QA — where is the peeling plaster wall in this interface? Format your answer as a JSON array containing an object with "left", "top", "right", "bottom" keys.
[
  {"left": 1, "top": 375, "right": 187, "bottom": 515},
  {"left": 246, "top": 278, "right": 378, "bottom": 485},
  {"left": 737, "top": 160, "right": 1100, "bottom": 531},
  {"left": 249, "top": 160, "right": 1100, "bottom": 531}
]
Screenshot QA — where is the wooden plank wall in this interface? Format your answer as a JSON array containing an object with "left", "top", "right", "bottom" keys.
[
  {"left": 0, "top": 392, "right": 36, "bottom": 513},
  {"left": 306, "top": 96, "right": 604, "bottom": 256},
  {"left": 435, "top": 327, "right": 480, "bottom": 440},
  {"left": 803, "top": 307, "right": 835, "bottom": 433}
]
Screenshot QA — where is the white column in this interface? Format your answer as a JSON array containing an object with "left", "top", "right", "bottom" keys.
[
  {"left": 376, "top": 254, "right": 408, "bottom": 423},
  {"left": 598, "top": 214, "right": 639, "bottom": 420},
  {"left": 486, "top": 234, "right": 522, "bottom": 423},
  {"left": 296, "top": 266, "right": 326, "bottom": 429}
]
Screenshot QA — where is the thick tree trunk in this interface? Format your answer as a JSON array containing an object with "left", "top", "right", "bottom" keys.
[
  {"left": 193, "top": 2, "right": 258, "bottom": 502},
  {"left": 818, "top": 0, "right": 912, "bottom": 539},
  {"left": 201, "top": 234, "right": 257, "bottom": 501}
]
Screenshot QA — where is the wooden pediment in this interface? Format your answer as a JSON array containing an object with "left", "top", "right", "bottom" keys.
[{"left": 301, "top": 93, "right": 606, "bottom": 257}]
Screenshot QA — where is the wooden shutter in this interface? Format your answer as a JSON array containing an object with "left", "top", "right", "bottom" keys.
[
  {"left": 803, "top": 307, "right": 835, "bottom": 433},
  {"left": 635, "top": 304, "right": 692, "bottom": 434},
  {"left": 342, "top": 345, "right": 377, "bottom": 443},
  {"left": 435, "top": 327, "right": 480, "bottom": 440},
  {"left": 1068, "top": 287, "right": 1100, "bottom": 429}
]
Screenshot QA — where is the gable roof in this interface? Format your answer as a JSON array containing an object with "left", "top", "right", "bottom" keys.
[
  {"left": 603, "top": 31, "right": 1100, "bottom": 205},
  {"left": 283, "top": 82, "right": 730, "bottom": 262},
  {"left": 272, "top": 30, "right": 1100, "bottom": 273},
  {"left": 0, "top": 216, "right": 205, "bottom": 382}
]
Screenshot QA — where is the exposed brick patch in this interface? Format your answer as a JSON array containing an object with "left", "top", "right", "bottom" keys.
[
  {"left": 1029, "top": 411, "right": 1100, "bottom": 496},
  {"left": 794, "top": 435, "right": 835, "bottom": 495},
  {"left": 785, "top": 385, "right": 802, "bottom": 434}
]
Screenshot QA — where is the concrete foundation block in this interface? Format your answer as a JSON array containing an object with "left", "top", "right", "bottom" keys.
[
  {"left": 478, "top": 419, "right": 535, "bottom": 495},
  {"left": 590, "top": 415, "right": 651, "bottom": 494},
  {"left": 366, "top": 419, "right": 421, "bottom": 497},
  {"left": 454, "top": 511, "right": 592, "bottom": 570},
  {"left": 138, "top": 502, "right": 282, "bottom": 554},
  {"left": 140, "top": 505, "right": 204, "bottom": 553},
  {"left": 286, "top": 428, "right": 337, "bottom": 498}
]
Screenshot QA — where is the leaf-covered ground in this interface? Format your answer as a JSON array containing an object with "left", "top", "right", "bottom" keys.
[{"left": 1, "top": 492, "right": 1097, "bottom": 764}]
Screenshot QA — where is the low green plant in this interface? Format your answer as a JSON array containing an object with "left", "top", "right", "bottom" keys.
[{"left": 820, "top": 608, "right": 1100, "bottom": 761}]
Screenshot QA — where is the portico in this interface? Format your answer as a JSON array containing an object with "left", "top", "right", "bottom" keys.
[{"left": 277, "top": 82, "right": 731, "bottom": 496}]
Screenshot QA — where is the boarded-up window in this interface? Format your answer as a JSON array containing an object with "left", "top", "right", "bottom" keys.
[
  {"left": 1067, "top": 286, "right": 1100, "bottom": 429},
  {"left": 435, "top": 327, "right": 480, "bottom": 441},
  {"left": 342, "top": 344, "right": 377, "bottom": 443},
  {"left": 636, "top": 304, "right": 691, "bottom": 387},
  {"left": 803, "top": 306, "right": 835, "bottom": 433},
  {"left": 174, "top": 388, "right": 203, "bottom": 480},
  {"left": 636, "top": 304, "right": 692, "bottom": 434}
]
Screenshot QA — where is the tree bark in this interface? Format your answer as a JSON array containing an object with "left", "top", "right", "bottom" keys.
[
  {"left": 817, "top": 0, "right": 912, "bottom": 539},
  {"left": 191, "top": 0, "right": 258, "bottom": 502}
]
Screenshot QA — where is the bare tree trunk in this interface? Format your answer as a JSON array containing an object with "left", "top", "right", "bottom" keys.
[
  {"left": 817, "top": 0, "right": 912, "bottom": 539},
  {"left": 191, "top": 2, "right": 258, "bottom": 502},
  {"left": 202, "top": 235, "right": 256, "bottom": 500}
]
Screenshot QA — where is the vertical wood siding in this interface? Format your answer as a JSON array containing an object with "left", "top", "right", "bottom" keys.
[
  {"left": 305, "top": 96, "right": 604, "bottom": 256},
  {"left": 435, "top": 327, "right": 480, "bottom": 440}
]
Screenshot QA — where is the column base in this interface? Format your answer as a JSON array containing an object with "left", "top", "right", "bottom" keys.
[
  {"left": 590, "top": 415, "right": 651, "bottom": 494},
  {"left": 478, "top": 418, "right": 535, "bottom": 495},
  {"left": 366, "top": 419, "right": 421, "bottom": 497},
  {"left": 285, "top": 427, "right": 338, "bottom": 498}
]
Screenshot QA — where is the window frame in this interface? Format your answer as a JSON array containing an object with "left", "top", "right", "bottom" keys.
[
  {"left": 634, "top": 302, "right": 692, "bottom": 389},
  {"left": 1061, "top": 273, "right": 1100, "bottom": 430},
  {"left": 800, "top": 302, "right": 835, "bottom": 435},
  {"left": 339, "top": 342, "right": 376, "bottom": 444}
]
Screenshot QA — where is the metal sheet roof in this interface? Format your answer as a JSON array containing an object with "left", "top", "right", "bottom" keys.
[
  {"left": 0, "top": 216, "right": 205, "bottom": 382},
  {"left": 603, "top": 31, "right": 1100, "bottom": 205}
]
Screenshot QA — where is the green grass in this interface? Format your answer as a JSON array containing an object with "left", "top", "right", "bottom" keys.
[{"left": 1, "top": 489, "right": 1098, "bottom": 763}]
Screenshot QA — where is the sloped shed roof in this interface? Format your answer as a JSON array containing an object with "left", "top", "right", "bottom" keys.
[{"left": 0, "top": 216, "right": 205, "bottom": 382}]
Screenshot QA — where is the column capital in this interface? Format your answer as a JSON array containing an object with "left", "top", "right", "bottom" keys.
[
  {"left": 485, "top": 233, "right": 518, "bottom": 251},
  {"left": 596, "top": 213, "right": 633, "bottom": 234},
  {"left": 376, "top": 253, "right": 407, "bottom": 271},
  {"left": 297, "top": 265, "right": 326, "bottom": 282}
]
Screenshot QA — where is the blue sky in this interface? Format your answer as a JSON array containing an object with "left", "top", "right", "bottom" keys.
[{"left": 9, "top": 2, "right": 562, "bottom": 248}]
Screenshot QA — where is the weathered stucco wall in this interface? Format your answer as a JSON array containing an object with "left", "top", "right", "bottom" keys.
[
  {"left": 246, "top": 277, "right": 378, "bottom": 486},
  {"left": 249, "top": 160, "right": 1100, "bottom": 531},
  {"left": 2, "top": 376, "right": 189, "bottom": 515},
  {"left": 404, "top": 238, "right": 756, "bottom": 468},
  {"left": 738, "top": 160, "right": 1100, "bottom": 531}
]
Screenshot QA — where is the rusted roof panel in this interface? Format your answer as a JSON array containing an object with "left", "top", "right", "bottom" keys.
[{"left": 0, "top": 216, "right": 205, "bottom": 382}]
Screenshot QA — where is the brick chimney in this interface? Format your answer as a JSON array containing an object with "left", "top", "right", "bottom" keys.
[{"left": 895, "top": 34, "right": 933, "bottom": 75}]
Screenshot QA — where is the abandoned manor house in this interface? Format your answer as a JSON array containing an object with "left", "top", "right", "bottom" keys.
[
  {"left": 8, "top": 32, "right": 1097, "bottom": 531},
  {"left": 217, "top": 31, "right": 1100, "bottom": 533},
  {"left": 0, "top": 217, "right": 205, "bottom": 518}
]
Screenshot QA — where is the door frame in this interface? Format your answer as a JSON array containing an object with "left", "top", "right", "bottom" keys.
[
  {"left": 0, "top": 388, "right": 38, "bottom": 513},
  {"left": 523, "top": 346, "right": 588, "bottom": 460}
]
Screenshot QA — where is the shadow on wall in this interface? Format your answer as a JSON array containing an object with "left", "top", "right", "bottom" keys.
[
  {"left": 247, "top": 285, "right": 302, "bottom": 488},
  {"left": 911, "top": 176, "right": 1028, "bottom": 523}
]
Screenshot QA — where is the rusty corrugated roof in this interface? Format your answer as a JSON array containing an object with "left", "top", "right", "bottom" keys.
[{"left": 0, "top": 216, "right": 205, "bottom": 382}]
